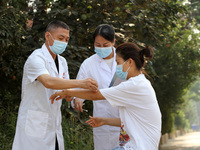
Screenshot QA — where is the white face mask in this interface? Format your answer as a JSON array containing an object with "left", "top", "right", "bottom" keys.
[
  {"left": 94, "top": 46, "right": 113, "bottom": 58},
  {"left": 48, "top": 33, "right": 68, "bottom": 54},
  {"left": 116, "top": 60, "right": 130, "bottom": 80}
]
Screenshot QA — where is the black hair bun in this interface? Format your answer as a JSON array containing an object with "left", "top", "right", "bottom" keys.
[{"left": 140, "top": 46, "right": 153, "bottom": 60}]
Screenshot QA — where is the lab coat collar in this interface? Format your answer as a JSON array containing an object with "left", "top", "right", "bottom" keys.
[
  {"left": 41, "top": 44, "right": 61, "bottom": 75},
  {"left": 57, "top": 54, "right": 65, "bottom": 78},
  {"left": 96, "top": 47, "right": 117, "bottom": 76}
]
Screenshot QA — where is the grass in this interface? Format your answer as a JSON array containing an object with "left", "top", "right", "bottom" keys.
[{"left": 0, "top": 102, "right": 94, "bottom": 150}]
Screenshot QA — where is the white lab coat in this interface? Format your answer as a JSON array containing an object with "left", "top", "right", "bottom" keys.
[
  {"left": 75, "top": 49, "right": 121, "bottom": 150},
  {"left": 12, "top": 44, "right": 69, "bottom": 150}
]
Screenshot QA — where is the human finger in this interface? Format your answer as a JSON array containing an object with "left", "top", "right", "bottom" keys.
[
  {"left": 74, "top": 98, "right": 83, "bottom": 112},
  {"left": 90, "top": 78, "right": 98, "bottom": 87},
  {"left": 51, "top": 96, "right": 58, "bottom": 104},
  {"left": 51, "top": 98, "right": 55, "bottom": 104},
  {"left": 50, "top": 93, "right": 58, "bottom": 104},
  {"left": 89, "top": 78, "right": 98, "bottom": 90},
  {"left": 79, "top": 104, "right": 83, "bottom": 112},
  {"left": 50, "top": 93, "right": 57, "bottom": 101},
  {"left": 88, "top": 84, "right": 98, "bottom": 92},
  {"left": 56, "top": 96, "right": 63, "bottom": 101},
  {"left": 75, "top": 103, "right": 83, "bottom": 112},
  {"left": 84, "top": 78, "right": 98, "bottom": 91},
  {"left": 65, "top": 96, "right": 73, "bottom": 102},
  {"left": 75, "top": 103, "right": 79, "bottom": 111},
  {"left": 77, "top": 101, "right": 83, "bottom": 112},
  {"left": 85, "top": 119, "right": 92, "bottom": 124},
  {"left": 85, "top": 116, "right": 94, "bottom": 123}
]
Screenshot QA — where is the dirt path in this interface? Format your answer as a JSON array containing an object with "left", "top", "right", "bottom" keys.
[{"left": 160, "top": 132, "right": 200, "bottom": 150}]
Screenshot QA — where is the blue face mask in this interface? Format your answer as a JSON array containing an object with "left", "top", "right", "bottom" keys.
[
  {"left": 94, "top": 46, "right": 112, "bottom": 58},
  {"left": 48, "top": 33, "right": 68, "bottom": 55},
  {"left": 116, "top": 60, "right": 130, "bottom": 80}
]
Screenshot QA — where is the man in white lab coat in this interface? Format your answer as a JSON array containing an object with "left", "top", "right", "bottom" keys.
[{"left": 12, "top": 20, "right": 98, "bottom": 150}]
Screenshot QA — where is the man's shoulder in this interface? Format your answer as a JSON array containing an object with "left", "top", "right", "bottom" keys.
[
  {"left": 25, "top": 48, "right": 45, "bottom": 65},
  {"left": 28, "top": 48, "right": 43, "bottom": 59}
]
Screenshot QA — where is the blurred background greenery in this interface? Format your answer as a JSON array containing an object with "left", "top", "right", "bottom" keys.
[{"left": 0, "top": 0, "right": 200, "bottom": 149}]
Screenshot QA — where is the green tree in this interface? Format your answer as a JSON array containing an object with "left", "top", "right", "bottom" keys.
[
  {"left": 174, "top": 110, "right": 190, "bottom": 131},
  {"left": 0, "top": 5, "right": 30, "bottom": 149},
  {"left": 183, "top": 80, "right": 200, "bottom": 127},
  {"left": 153, "top": 28, "right": 200, "bottom": 133},
  {"left": 1, "top": 0, "right": 200, "bottom": 149},
  {"left": 189, "top": 0, "right": 200, "bottom": 24}
]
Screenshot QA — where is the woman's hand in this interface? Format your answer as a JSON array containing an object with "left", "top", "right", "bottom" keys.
[
  {"left": 65, "top": 96, "right": 73, "bottom": 102},
  {"left": 50, "top": 90, "right": 72, "bottom": 104},
  {"left": 74, "top": 98, "right": 84, "bottom": 112},
  {"left": 85, "top": 116, "right": 105, "bottom": 128}
]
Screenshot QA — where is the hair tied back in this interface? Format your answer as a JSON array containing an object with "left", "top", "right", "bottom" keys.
[{"left": 140, "top": 46, "right": 154, "bottom": 61}]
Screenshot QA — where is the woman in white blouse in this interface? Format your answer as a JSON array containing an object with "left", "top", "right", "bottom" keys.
[{"left": 50, "top": 42, "right": 162, "bottom": 150}]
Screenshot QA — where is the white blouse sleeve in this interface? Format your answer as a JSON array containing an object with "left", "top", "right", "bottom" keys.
[
  {"left": 100, "top": 81, "right": 133, "bottom": 107},
  {"left": 26, "top": 54, "right": 49, "bottom": 83}
]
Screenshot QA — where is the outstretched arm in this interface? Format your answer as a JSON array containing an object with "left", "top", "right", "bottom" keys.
[
  {"left": 37, "top": 74, "right": 98, "bottom": 91},
  {"left": 86, "top": 116, "right": 121, "bottom": 127},
  {"left": 50, "top": 89, "right": 105, "bottom": 104}
]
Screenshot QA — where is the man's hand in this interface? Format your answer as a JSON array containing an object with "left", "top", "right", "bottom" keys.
[
  {"left": 85, "top": 116, "right": 105, "bottom": 128},
  {"left": 81, "top": 78, "right": 98, "bottom": 92},
  {"left": 74, "top": 98, "right": 84, "bottom": 112}
]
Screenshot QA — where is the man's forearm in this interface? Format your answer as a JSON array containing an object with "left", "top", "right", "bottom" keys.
[
  {"left": 39, "top": 75, "right": 83, "bottom": 89},
  {"left": 45, "top": 77, "right": 83, "bottom": 89}
]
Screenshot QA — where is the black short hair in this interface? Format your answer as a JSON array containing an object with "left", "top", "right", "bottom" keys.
[
  {"left": 46, "top": 20, "right": 70, "bottom": 32},
  {"left": 93, "top": 24, "right": 115, "bottom": 43}
]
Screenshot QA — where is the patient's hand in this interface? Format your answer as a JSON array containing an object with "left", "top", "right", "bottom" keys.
[
  {"left": 85, "top": 116, "right": 105, "bottom": 128},
  {"left": 50, "top": 90, "right": 71, "bottom": 104}
]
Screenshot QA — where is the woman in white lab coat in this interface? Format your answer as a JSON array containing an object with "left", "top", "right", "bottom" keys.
[
  {"left": 50, "top": 42, "right": 162, "bottom": 150},
  {"left": 73, "top": 24, "right": 121, "bottom": 150}
]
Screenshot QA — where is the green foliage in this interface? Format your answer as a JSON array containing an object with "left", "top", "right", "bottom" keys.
[
  {"left": 0, "top": 108, "right": 18, "bottom": 150},
  {"left": 1, "top": 0, "right": 200, "bottom": 148},
  {"left": 174, "top": 110, "right": 190, "bottom": 130},
  {"left": 152, "top": 28, "right": 200, "bottom": 133},
  {"left": 188, "top": 0, "right": 200, "bottom": 24},
  {"left": 62, "top": 117, "right": 94, "bottom": 150},
  {"left": 0, "top": 6, "right": 30, "bottom": 105},
  {"left": 29, "top": 0, "right": 189, "bottom": 77},
  {"left": 185, "top": 80, "right": 200, "bottom": 102},
  {"left": 162, "top": 108, "right": 175, "bottom": 133},
  {"left": 183, "top": 80, "right": 200, "bottom": 127},
  {"left": 182, "top": 99, "right": 197, "bottom": 126},
  {"left": 0, "top": 6, "right": 31, "bottom": 150},
  {"left": 61, "top": 101, "right": 94, "bottom": 149}
]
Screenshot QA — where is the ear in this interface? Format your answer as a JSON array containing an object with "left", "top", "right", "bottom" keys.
[
  {"left": 45, "top": 32, "right": 50, "bottom": 41},
  {"left": 113, "top": 39, "right": 116, "bottom": 46},
  {"left": 128, "top": 58, "right": 135, "bottom": 67}
]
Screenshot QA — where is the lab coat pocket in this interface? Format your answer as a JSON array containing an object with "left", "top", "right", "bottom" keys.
[{"left": 25, "top": 110, "right": 48, "bottom": 138}]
